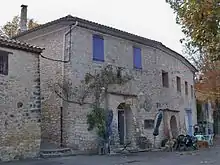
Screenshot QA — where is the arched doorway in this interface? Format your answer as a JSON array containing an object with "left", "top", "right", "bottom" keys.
[
  {"left": 170, "top": 115, "right": 178, "bottom": 138},
  {"left": 117, "top": 103, "right": 132, "bottom": 145}
]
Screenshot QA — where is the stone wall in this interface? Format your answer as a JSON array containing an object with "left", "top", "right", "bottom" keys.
[
  {"left": 61, "top": 26, "right": 196, "bottom": 149},
  {"left": 17, "top": 24, "right": 197, "bottom": 151},
  {"left": 0, "top": 47, "right": 41, "bottom": 161},
  {"left": 16, "top": 24, "right": 68, "bottom": 146}
]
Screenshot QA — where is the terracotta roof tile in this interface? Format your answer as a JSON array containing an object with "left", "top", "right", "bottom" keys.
[
  {"left": 0, "top": 31, "right": 44, "bottom": 54},
  {"left": 13, "top": 15, "right": 197, "bottom": 72}
]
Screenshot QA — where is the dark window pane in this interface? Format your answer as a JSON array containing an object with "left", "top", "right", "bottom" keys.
[
  {"left": 162, "top": 70, "right": 169, "bottom": 87},
  {"left": 0, "top": 50, "right": 9, "bottom": 75},
  {"left": 185, "top": 81, "right": 188, "bottom": 95},
  {"left": 176, "top": 76, "right": 181, "bottom": 92}
]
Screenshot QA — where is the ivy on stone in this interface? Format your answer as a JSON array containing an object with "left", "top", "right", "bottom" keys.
[
  {"left": 85, "top": 65, "right": 133, "bottom": 139},
  {"left": 55, "top": 64, "right": 133, "bottom": 142},
  {"left": 87, "top": 106, "right": 106, "bottom": 139}
]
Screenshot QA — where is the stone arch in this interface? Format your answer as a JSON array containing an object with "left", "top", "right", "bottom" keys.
[
  {"left": 107, "top": 94, "right": 137, "bottom": 146},
  {"left": 170, "top": 115, "right": 178, "bottom": 138}
]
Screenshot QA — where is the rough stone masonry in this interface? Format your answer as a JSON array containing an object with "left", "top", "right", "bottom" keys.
[
  {"left": 15, "top": 15, "right": 197, "bottom": 152},
  {"left": 0, "top": 37, "right": 43, "bottom": 161}
]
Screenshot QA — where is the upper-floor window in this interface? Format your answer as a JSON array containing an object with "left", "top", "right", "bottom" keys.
[
  {"left": 93, "top": 34, "right": 104, "bottom": 62},
  {"left": 191, "top": 85, "right": 194, "bottom": 98},
  {"left": 185, "top": 81, "right": 188, "bottom": 95},
  {"left": 162, "top": 70, "right": 169, "bottom": 88},
  {"left": 133, "top": 47, "right": 142, "bottom": 69},
  {"left": 0, "top": 50, "right": 8, "bottom": 75},
  {"left": 176, "top": 76, "right": 181, "bottom": 92}
]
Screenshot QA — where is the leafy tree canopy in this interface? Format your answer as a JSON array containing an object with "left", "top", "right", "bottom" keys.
[
  {"left": 1, "top": 15, "right": 40, "bottom": 38},
  {"left": 166, "top": 0, "right": 220, "bottom": 63},
  {"left": 166, "top": 1, "right": 220, "bottom": 103}
]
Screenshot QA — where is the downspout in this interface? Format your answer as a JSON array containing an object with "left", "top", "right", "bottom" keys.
[
  {"left": 64, "top": 21, "right": 78, "bottom": 62},
  {"left": 60, "top": 21, "right": 78, "bottom": 147},
  {"left": 40, "top": 21, "right": 78, "bottom": 63}
]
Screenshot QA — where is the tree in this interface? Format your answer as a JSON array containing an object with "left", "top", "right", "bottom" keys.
[
  {"left": 166, "top": 0, "right": 220, "bottom": 103},
  {"left": 1, "top": 15, "right": 40, "bottom": 38},
  {"left": 166, "top": 0, "right": 220, "bottom": 62},
  {"left": 166, "top": 1, "right": 220, "bottom": 134},
  {"left": 195, "top": 61, "right": 220, "bottom": 102},
  {"left": 28, "top": 19, "right": 40, "bottom": 29}
]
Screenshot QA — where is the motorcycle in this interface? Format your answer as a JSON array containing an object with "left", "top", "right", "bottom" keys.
[{"left": 174, "top": 134, "right": 198, "bottom": 151}]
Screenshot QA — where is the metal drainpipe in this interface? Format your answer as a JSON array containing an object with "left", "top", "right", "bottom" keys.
[
  {"left": 60, "top": 21, "right": 78, "bottom": 147},
  {"left": 60, "top": 107, "right": 63, "bottom": 147}
]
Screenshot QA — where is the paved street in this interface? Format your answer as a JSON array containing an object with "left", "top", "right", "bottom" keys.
[{"left": 2, "top": 146, "right": 220, "bottom": 165}]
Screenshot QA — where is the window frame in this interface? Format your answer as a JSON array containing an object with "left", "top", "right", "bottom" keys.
[
  {"left": 176, "top": 76, "right": 181, "bottom": 93},
  {"left": 185, "top": 81, "right": 188, "bottom": 95},
  {"left": 133, "top": 46, "right": 142, "bottom": 69},
  {"left": 92, "top": 34, "right": 104, "bottom": 62},
  {"left": 162, "top": 70, "right": 169, "bottom": 88},
  {"left": 0, "top": 50, "right": 9, "bottom": 75}
]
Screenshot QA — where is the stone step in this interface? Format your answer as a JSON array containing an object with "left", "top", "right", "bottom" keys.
[
  {"left": 40, "top": 148, "right": 73, "bottom": 158},
  {"left": 111, "top": 146, "right": 139, "bottom": 154}
]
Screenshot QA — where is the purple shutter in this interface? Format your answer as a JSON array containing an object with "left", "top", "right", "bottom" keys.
[
  {"left": 93, "top": 35, "right": 104, "bottom": 62},
  {"left": 133, "top": 47, "right": 142, "bottom": 69}
]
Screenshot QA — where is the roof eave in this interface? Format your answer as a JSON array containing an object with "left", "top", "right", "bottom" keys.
[
  {"left": 13, "top": 15, "right": 197, "bottom": 71},
  {"left": 0, "top": 41, "right": 44, "bottom": 54}
]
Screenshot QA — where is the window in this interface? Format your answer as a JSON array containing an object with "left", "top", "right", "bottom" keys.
[
  {"left": 185, "top": 81, "right": 188, "bottom": 95},
  {"left": 191, "top": 85, "right": 194, "bottom": 98},
  {"left": 162, "top": 70, "right": 169, "bottom": 87},
  {"left": 133, "top": 47, "right": 142, "bottom": 69},
  {"left": 144, "top": 119, "right": 154, "bottom": 129},
  {"left": 176, "top": 76, "right": 181, "bottom": 92},
  {"left": 93, "top": 35, "right": 104, "bottom": 62},
  {"left": 0, "top": 50, "right": 8, "bottom": 75}
]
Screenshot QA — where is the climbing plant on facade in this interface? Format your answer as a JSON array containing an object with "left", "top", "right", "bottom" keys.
[
  {"left": 85, "top": 65, "right": 133, "bottom": 139},
  {"left": 54, "top": 64, "right": 133, "bottom": 140}
]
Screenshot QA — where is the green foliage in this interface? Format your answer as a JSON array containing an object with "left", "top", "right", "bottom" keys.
[
  {"left": 2, "top": 16, "right": 20, "bottom": 38},
  {"left": 87, "top": 106, "right": 106, "bottom": 139},
  {"left": 84, "top": 65, "right": 132, "bottom": 90},
  {"left": 86, "top": 65, "right": 132, "bottom": 139},
  {"left": 1, "top": 15, "right": 40, "bottom": 37},
  {"left": 166, "top": 0, "right": 220, "bottom": 62}
]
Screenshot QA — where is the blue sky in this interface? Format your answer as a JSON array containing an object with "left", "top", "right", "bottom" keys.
[{"left": 0, "top": 0, "right": 184, "bottom": 55}]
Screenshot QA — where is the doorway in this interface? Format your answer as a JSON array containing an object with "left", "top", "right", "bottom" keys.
[
  {"left": 170, "top": 115, "right": 178, "bottom": 138},
  {"left": 118, "top": 110, "right": 125, "bottom": 145},
  {"left": 117, "top": 102, "right": 133, "bottom": 145},
  {"left": 185, "top": 109, "right": 193, "bottom": 136}
]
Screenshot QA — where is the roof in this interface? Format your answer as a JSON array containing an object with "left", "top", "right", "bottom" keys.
[
  {"left": 0, "top": 34, "right": 44, "bottom": 54},
  {"left": 0, "top": 29, "right": 8, "bottom": 38},
  {"left": 13, "top": 15, "right": 197, "bottom": 72}
]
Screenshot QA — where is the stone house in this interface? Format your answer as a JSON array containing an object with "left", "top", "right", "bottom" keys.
[
  {"left": 0, "top": 33, "right": 43, "bottom": 161},
  {"left": 14, "top": 6, "right": 197, "bottom": 152}
]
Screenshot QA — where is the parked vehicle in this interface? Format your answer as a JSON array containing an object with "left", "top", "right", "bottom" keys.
[{"left": 174, "top": 134, "right": 198, "bottom": 151}]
